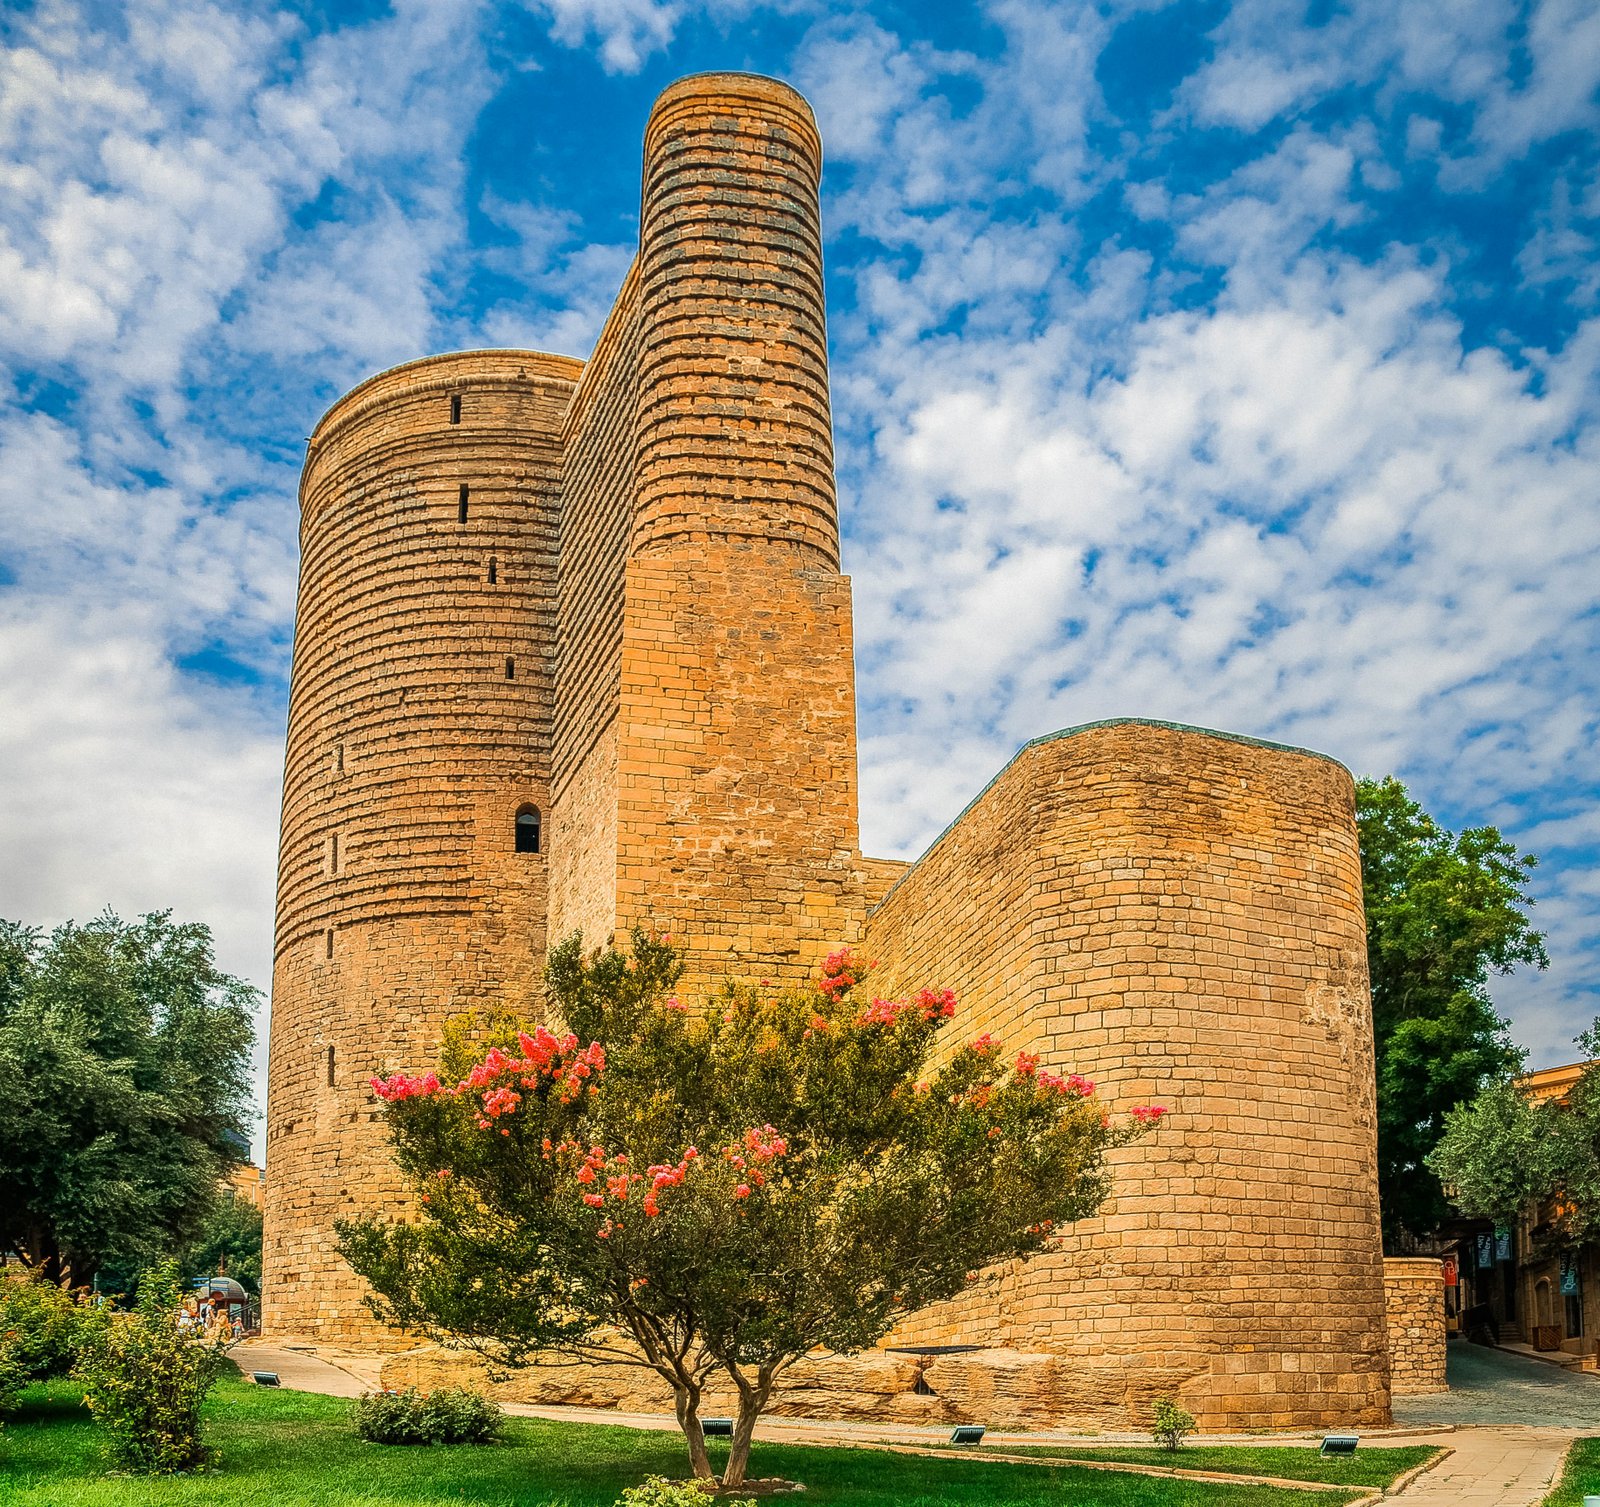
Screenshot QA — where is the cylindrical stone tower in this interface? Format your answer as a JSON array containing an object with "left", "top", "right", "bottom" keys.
[
  {"left": 634, "top": 72, "right": 838, "bottom": 567},
  {"left": 608, "top": 74, "right": 863, "bottom": 987},
  {"left": 264, "top": 350, "right": 580, "bottom": 1340}
]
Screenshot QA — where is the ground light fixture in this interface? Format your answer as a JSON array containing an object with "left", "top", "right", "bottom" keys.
[
  {"left": 1320, "top": 1434, "right": 1358, "bottom": 1456},
  {"left": 701, "top": 1419, "right": 734, "bottom": 1438},
  {"left": 251, "top": 1372, "right": 281, "bottom": 1387},
  {"left": 950, "top": 1426, "right": 987, "bottom": 1445}
]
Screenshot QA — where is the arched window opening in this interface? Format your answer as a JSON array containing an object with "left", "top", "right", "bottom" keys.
[
  {"left": 458, "top": 483, "right": 469, "bottom": 523},
  {"left": 515, "top": 806, "right": 542, "bottom": 854},
  {"left": 505, "top": 657, "right": 515, "bottom": 680},
  {"left": 324, "top": 927, "right": 334, "bottom": 960},
  {"left": 487, "top": 556, "right": 498, "bottom": 585},
  {"left": 449, "top": 394, "right": 462, "bottom": 425},
  {"left": 326, "top": 1045, "right": 336, "bottom": 1087}
]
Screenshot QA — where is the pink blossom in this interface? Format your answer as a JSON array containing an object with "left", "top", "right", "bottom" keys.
[
  {"left": 583, "top": 1192, "right": 605, "bottom": 1208},
  {"left": 1130, "top": 1105, "right": 1169, "bottom": 1123},
  {"left": 733, "top": 1185, "right": 750, "bottom": 1200}
]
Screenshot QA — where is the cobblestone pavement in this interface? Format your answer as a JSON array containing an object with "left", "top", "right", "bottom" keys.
[{"left": 1395, "top": 1340, "right": 1600, "bottom": 1429}]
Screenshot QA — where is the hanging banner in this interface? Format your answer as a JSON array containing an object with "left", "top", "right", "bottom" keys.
[
  {"left": 1477, "top": 1233, "right": 1495, "bottom": 1268},
  {"left": 1442, "top": 1254, "right": 1459, "bottom": 1287},
  {"left": 1495, "top": 1228, "right": 1513, "bottom": 1264},
  {"left": 1561, "top": 1256, "right": 1580, "bottom": 1297}
]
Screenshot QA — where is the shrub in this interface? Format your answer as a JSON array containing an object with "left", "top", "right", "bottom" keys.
[
  {"left": 72, "top": 1262, "right": 226, "bottom": 1473},
  {"left": 353, "top": 1386, "right": 502, "bottom": 1445},
  {"left": 1150, "top": 1396, "right": 1198, "bottom": 1451},
  {"left": 0, "top": 1268, "right": 85, "bottom": 1392},
  {"left": 617, "top": 1478, "right": 753, "bottom": 1507}
]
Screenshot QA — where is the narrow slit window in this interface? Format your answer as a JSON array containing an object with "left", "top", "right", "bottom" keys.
[
  {"left": 458, "top": 483, "right": 469, "bottom": 523},
  {"left": 505, "top": 657, "right": 515, "bottom": 680},
  {"left": 515, "top": 806, "right": 541, "bottom": 854},
  {"left": 326, "top": 1045, "right": 336, "bottom": 1087},
  {"left": 324, "top": 927, "right": 334, "bottom": 960},
  {"left": 449, "top": 394, "right": 462, "bottom": 425},
  {"left": 334, "top": 743, "right": 344, "bottom": 774},
  {"left": 487, "top": 556, "right": 497, "bottom": 584},
  {"left": 330, "top": 831, "right": 339, "bottom": 873}
]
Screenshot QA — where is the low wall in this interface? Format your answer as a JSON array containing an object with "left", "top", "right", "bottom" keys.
[{"left": 1384, "top": 1257, "right": 1447, "bottom": 1395}]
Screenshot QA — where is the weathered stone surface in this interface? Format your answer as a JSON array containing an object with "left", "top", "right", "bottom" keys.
[
  {"left": 265, "top": 71, "right": 1394, "bottom": 1430},
  {"left": 1385, "top": 1257, "right": 1448, "bottom": 1395}
]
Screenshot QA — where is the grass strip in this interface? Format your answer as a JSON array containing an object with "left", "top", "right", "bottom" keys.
[
  {"left": 1540, "top": 1436, "right": 1600, "bottom": 1506},
  {"left": 941, "top": 1442, "right": 1442, "bottom": 1489},
  {"left": 0, "top": 1377, "right": 1371, "bottom": 1507}
]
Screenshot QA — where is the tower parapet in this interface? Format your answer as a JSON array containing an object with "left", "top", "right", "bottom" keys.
[{"left": 635, "top": 73, "right": 837, "bottom": 567}]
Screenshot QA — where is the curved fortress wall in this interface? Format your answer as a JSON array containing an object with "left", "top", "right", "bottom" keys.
[
  {"left": 861, "top": 721, "right": 1389, "bottom": 1428},
  {"left": 264, "top": 351, "right": 579, "bottom": 1339}
]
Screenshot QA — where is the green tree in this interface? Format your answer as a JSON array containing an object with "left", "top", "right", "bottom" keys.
[
  {"left": 180, "top": 1194, "right": 263, "bottom": 1294},
  {"left": 0, "top": 912, "right": 257, "bottom": 1288},
  {"left": 1356, "top": 777, "right": 1547, "bottom": 1246},
  {"left": 1429, "top": 1019, "right": 1600, "bottom": 1249},
  {"left": 340, "top": 933, "right": 1162, "bottom": 1488}
]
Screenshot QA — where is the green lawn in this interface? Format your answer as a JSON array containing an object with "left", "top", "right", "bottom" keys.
[
  {"left": 1541, "top": 1437, "right": 1600, "bottom": 1506},
  {"left": 969, "top": 1442, "right": 1441, "bottom": 1489},
  {"left": 0, "top": 1376, "right": 1372, "bottom": 1507}
]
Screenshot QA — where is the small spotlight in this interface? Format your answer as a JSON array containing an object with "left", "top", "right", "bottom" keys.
[
  {"left": 950, "top": 1425, "right": 986, "bottom": 1445},
  {"left": 702, "top": 1418, "right": 734, "bottom": 1438},
  {"left": 1320, "top": 1434, "right": 1358, "bottom": 1456},
  {"left": 251, "top": 1372, "right": 281, "bottom": 1387}
]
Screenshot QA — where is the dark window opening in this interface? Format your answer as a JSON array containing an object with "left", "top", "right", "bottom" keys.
[
  {"left": 449, "top": 394, "right": 462, "bottom": 424},
  {"left": 912, "top": 1373, "right": 936, "bottom": 1397},
  {"left": 326, "top": 1045, "right": 336, "bottom": 1087},
  {"left": 515, "top": 806, "right": 542, "bottom": 854},
  {"left": 488, "top": 556, "right": 497, "bottom": 584},
  {"left": 458, "top": 483, "right": 469, "bottom": 523},
  {"left": 324, "top": 927, "right": 334, "bottom": 960},
  {"left": 505, "top": 657, "right": 515, "bottom": 680},
  {"left": 334, "top": 743, "right": 344, "bottom": 774},
  {"left": 329, "top": 831, "right": 339, "bottom": 874}
]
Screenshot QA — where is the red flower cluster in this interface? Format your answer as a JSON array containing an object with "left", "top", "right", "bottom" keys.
[
  {"left": 1035, "top": 1069, "right": 1094, "bottom": 1097},
  {"left": 819, "top": 948, "right": 858, "bottom": 1000},
  {"left": 372, "top": 1027, "right": 606, "bottom": 1115},
  {"left": 371, "top": 1070, "right": 441, "bottom": 1101},
  {"left": 1130, "top": 1105, "right": 1169, "bottom": 1123},
  {"left": 857, "top": 986, "right": 958, "bottom": 1028}
]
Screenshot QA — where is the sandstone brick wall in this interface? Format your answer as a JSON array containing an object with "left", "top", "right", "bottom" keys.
[
  {"left": 265, "top": 350, "right": 579, "bottom": 1340},
  {"left": 861, "top": 721, "right": 1390, "bottom": 1429},
  {"left": 548, "top": 262, "right": 639, "bottom": 952},
  {"left": 1384, "top": 1258, "right": 1447, "bottom": 1395}
]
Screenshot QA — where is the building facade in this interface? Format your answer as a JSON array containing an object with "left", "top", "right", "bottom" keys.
[{"left": 265, "top": 71, "right": 1391, "bottom": 1428}]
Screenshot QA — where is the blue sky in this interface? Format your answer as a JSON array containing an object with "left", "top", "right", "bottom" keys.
[{"left": 2, "top": 0, "right": 1598, "bottom": 1152}]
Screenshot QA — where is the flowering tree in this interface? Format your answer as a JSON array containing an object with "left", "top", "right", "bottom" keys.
[{"left": 339, "top": 933, "right": 1166, "bottom": 1487}]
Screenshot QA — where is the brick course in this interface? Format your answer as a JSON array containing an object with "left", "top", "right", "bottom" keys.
[{"left": 265, "top": 71, "right": 1394, "bottom": 1426}]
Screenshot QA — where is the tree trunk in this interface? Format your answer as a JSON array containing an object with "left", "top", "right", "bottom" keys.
[
  {"left": 672, "top": 1379, "right": 714, "bottom": 1480},
  {"left": 722, "top": 1370, "right": 777, "bottom": 1489}
]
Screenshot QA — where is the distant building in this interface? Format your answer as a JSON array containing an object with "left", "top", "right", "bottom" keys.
[
  {"left": 1451, "top": 1060, "right": 1595, "bottom": 1370},
  {"left": 223, "top": 1160, "right": 265, "bottom": 1212}
]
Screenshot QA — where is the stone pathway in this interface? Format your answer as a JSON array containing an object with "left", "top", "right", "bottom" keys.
[{"left": 1385, "top": 1427, "right": 1571, "bottom": 1505}]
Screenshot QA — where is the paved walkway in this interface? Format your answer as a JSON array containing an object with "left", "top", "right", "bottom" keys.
[{"left": 1386, "top": 1427, "right": 1571, "bottom": 1505}]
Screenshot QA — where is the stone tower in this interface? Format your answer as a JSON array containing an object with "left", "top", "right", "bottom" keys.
[{"left": 265, "top": 72, "right": 1392, "bottom": 1428}]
